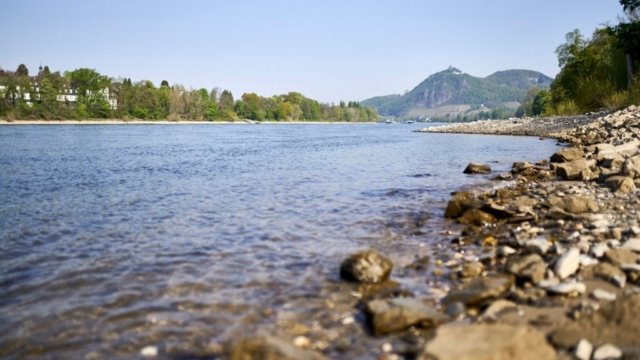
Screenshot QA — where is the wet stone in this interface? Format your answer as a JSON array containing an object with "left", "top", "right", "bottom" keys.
[
  {"left": 365, "top": 297, "right": 446, "bottom": 336},
  {"left": 228, "top": 336, "right": 326, "bottom": 360},
  {"left": 443, "top": 273, "right": 514, "bottom": 306},
  {"left": 575, "top": 339, "right": 593, "bottom": 360},
  {"left": 457, "top": 209, "right": 496, "bottom": 227},
  {"left": 340, "top": 250, "right": 393, "bottom": 284},
  {"left": 463, "top": 162, "right": 491, "bottom": 174},
  {"left": 444, "top": 191, "right": 483, "bottom": 219}
]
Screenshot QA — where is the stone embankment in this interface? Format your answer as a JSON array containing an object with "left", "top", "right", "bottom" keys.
[{"left": 228, "top": 106, "right": 640, "bottom": 360}]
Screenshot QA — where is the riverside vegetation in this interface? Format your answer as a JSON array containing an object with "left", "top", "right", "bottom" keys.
[
  {"left": 227, "top": 105, "right": 640, "bottom": 360},
  {"left": 0, "top": 66, "right": 377, "bottom": 122}
]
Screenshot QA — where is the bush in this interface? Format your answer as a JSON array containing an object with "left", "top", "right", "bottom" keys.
[{"left": 554, "top": 100, "right": 580, "bottom": 115}]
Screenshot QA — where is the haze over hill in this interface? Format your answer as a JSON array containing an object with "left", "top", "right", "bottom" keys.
[{"left": 362, "top": 67, "right": 553, "bottom": 121}]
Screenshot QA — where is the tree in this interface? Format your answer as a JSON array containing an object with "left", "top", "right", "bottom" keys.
[
  {"left": 16, "top": 64, "right": 29, "bottom": 77},
  {"left": 555, "top": 29, "right": 586, "bottom": 67},
  {"left": 66, "top": 68, "right": 112, "bottom": 118},
  {"left": 160, "top": 80, "right": 169, "bottom": 87}
]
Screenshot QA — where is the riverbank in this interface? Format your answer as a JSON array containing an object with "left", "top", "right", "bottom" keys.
[
  {"left": 0, "top": 119, "right": 378, "bottom": 125},
  {"left": 416, "top": 111, "right": 609, "bottom": 138},
  {"left": 228, "top": 106, "right": 640, "bottom": 359}
]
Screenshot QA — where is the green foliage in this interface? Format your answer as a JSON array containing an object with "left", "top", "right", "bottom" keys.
[
  {"left": 0, "top": 65, "right": 378, "bottom": 122},
  {"left": 16, "top": 64, "right": 29, "bottom": 77}
]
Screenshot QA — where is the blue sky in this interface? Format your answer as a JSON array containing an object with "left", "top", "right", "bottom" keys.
[{"left": 2, "top": 0, "right": 623, "bottom": 103}]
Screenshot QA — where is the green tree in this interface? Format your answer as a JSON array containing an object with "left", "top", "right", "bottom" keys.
[{"left": 16, "top": 64, "right": 29, "bottom": 77}]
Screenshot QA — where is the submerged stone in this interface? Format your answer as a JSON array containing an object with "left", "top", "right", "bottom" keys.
[
  {"left": 463, "top": 162, "right": 491, "bottom": 174},
  {"left": 228, "top": 336, "right": 326, "bottom": 360}
]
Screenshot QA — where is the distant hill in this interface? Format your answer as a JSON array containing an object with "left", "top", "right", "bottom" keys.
[{"left": 362, "top": 67, "right": 553, "bottom": 120}]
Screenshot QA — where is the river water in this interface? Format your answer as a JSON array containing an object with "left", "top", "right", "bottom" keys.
[{"left": 0, "top": 124, "right": 558, "bottom": 359}]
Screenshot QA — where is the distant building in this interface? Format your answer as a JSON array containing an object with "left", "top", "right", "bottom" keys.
[{"left": 0, "top": 83, "right": 117, "bottom": 109}]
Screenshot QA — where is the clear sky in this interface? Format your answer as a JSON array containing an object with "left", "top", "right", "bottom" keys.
[{"left": 2, "top": 0, "right": 624, "bottom": 103}]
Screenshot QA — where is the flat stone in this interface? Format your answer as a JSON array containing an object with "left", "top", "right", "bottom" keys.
[
  {"left": 591, "top": 243, "right": 609, "bottom": 258},
  {"left": 604, "top": 248, "right": 638, "bottom": 267},
  {"left": 580, "top": 255, "right": 599, "bottom": 267},
  {"left": 550, "top": 147, "right": 585, "bottom": 163},
  {"left": 228, "top": 336, "right": 326, "bottom": 360},
  {"left": 575, "top": 339, "right": 593, "bottom": 360},
  {"left": 593, "top": 262, "right": 626, "bottom": 288},
  {"left": 548, "top": 195, "right": 599, "bottom": 214},
  {"left": 507, "top": 254, "right": 547, "bottom": 284},
  {"left": 443, "top": 274, "right": 514, "bottom": 306},
  {"left": 592, "top": 289, "right": 617, "bottom": 302},
  {"left": 555, "top": 248, "right": 581, "bottom": 280},
  {"left": 366, "top": 297, "right": 446, "bottom": 336},
  {"left": 524, "top": 237, "right": 551, "bottom": 255},
  {"left": 463, "top": 162, "right": 491, "bottom": 174},
  {"left": 340, "top": 250, "right": 393, "bottom": 283},
  {"left": 480, "top": 299, "right": 518, "bottom": 321},
  {"left": 621, "top": 155, "right": 640, "bottom": 178},
  {"left": 420, "top": 324, "right": 557, "bottom": 360},
  {"left": 548, "top": 281, "right": 586, "bottom": 295},
  {"left": 593, "top": 343, "right": 622, "bottom": 360},
  {"left": 621, "top": 238, "right": 640, "bottom": 252},
  {"left": 554, "top": 158, "right": 594, "bottom": 181},
  {"left": 140, "top": 346, "right": 158, "bottom": 357}
]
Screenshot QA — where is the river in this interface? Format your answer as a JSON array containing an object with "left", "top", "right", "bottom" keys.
[{"left": 0, "top": 123, "right": 559, "bottom": 359}]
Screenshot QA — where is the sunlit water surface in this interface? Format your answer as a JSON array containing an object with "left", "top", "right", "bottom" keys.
[{"left": 0, "top": 124, "right": 559, "bottom": 359}]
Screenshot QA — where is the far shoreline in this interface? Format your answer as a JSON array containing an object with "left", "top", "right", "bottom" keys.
[{"left": 0, "top": 119, "right": 381, "bottom": 125}]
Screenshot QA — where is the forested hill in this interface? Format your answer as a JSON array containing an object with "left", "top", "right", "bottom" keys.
[{"left": 362, "top": 67, "right": 552, "bottom": 120}]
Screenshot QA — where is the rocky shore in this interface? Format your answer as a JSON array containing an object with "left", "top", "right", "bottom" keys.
[
  {"left": 416, "top": 111, "right": 608, "bottom": 138},
  {"left": 227, "top": 106, "right": 640, "bottom": 360}
]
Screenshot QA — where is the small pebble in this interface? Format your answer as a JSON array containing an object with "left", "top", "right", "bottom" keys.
[
  {"left": 293, "top": 336, "right": 311, "bottom": 348},
  {"left": 592, "top": 289, "right": 617, "bottom": 301},
  {"left": 593, "top": 343, "right": 622, "bottom": 360},
  {"left": 341, "top": 316, "right": 355, "bottom": 325},
  {"left": 140, "top": 346, "right": 158, "bottom": 357},
  {"left": 575, "top": 338, "right": 593, "bottom": 360},
  {"left": 382, "top": 343, "right": 393, "bottom": 353}
]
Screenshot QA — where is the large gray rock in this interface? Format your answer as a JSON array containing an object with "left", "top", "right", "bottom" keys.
[
  {"left": 443, "top": 274, "right": 514, "bottom": 306},
  {"left": 228, "top": 336, "right": 326, "bottom": 360},
  {"left": 340, "top": 250, "right": 392, "bottom": 283},
  {"left": 420, "top": 324, "right": 557, "bottom": 360},
  {"left": 366, "top": 297, "right": 446, "bottom": 335},
  {"left": 507, "top": 254, "right": 547, "bottom": 284},
  {"left": 463, "top": 162, "right": 491, "bottom": 174},
  {"left": 550, "top": 147, "right": 585, "bottom": 163}
]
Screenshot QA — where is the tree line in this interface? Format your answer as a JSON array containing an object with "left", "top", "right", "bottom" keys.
[
  {"left": 0, "top": 65, "right": 378, "bottom": 122},
  {"left": 516, "top": 0, "right": 640, "bottom": 117}
]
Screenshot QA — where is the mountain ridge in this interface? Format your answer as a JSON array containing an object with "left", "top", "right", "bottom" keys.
[{"left": 362, "top": 67, "right": 553, "bottom": 119}]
